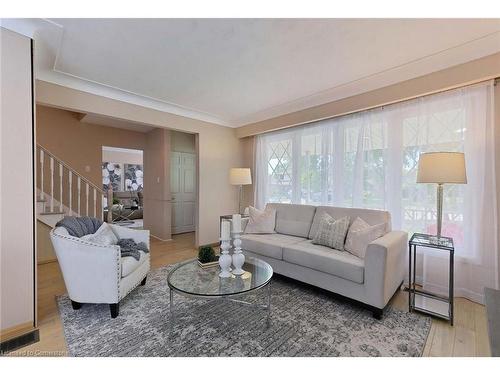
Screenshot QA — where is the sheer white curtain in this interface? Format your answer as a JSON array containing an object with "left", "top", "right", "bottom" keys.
[{"left": 254, "top": 82, "right": 498, "bottom": 303}]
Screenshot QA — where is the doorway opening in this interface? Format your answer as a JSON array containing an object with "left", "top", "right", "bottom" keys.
[
  {"left": 102, "top": 146, "right": 144, "bottom": 229},
  {"left": 170, "top": 131, "right": 196, "bottom": 235}
]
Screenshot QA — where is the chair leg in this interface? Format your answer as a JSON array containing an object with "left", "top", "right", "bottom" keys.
[
  {"left": 372, "top": 307, "right": 383, "bottom": 320},
  {"left": 71, "top": 300, "right": 82, "bottom": 310},
  {"left": 141, "top": 276, "right": 147, "bottom": 286},
  {"left": 110, "top": 303, "right": 119, "bottom": 318}
]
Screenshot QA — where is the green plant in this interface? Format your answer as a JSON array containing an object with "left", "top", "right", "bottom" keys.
[
  {"left": 198, "top": 246, "right": 216, "bottom": 263},
  {"left": 112, "top": 198, "right": 120, "bottom": 205}
]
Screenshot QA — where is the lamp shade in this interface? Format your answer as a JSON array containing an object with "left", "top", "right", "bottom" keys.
[
  {"left": 229, "top": 168, "right": 252, "bottom": 185},
  {"left": 417, "top": 152, "right": 467, "bottom": 184}
]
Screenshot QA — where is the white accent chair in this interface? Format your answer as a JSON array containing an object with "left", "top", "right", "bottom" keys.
[{"left": 50, "top": 224, "right": 150, "bottom": 318}]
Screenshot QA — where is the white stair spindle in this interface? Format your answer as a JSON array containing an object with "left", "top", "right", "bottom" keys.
[
  {"left": 77, "top": 177, "right": 81, "bottom": 215},
  {"left": 68, "top": 171, "right": 73, "bottom": 216},
  {"left": 93, "top": 188, "right": 97, "bottom": 217},
  {"left": 59, "top": 163, "right": 63, "bottom": 212},
  {"left": 50, "top": 157, "right": 54, "bottom": 212},
  {"left": 86, "top": 183, "right": 89, "bottom": 216},
  {"left": 39, "top": 149, "right": 44, "bottom": 200},
  {"left": 101, "top": 193, "right": 105, "bottom": 221}
]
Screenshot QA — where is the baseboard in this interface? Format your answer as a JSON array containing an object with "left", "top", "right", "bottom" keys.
[
  {"left": 0, "top": 328, "right": 39, "bottom": 354},
  {"left": 1, "top": 322, "right": 35, "bottom": 343},
  {"left": 150, "top": 234, "right": 172, "bottom": 242},
  {"left": 37, "top": 258, "right": 57, "bottom": 265}
]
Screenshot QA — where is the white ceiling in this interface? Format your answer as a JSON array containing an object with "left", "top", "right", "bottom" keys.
[{"left": 3, "top": 18, "right": 500, "bottom": 127}]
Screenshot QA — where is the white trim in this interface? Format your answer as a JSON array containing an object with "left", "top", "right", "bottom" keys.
[
  {"left": 102, "top": 146, "right": 143, "bottom": 154},
  {"left": 37, "top": 70, "right": 232, "bottom": 127}
]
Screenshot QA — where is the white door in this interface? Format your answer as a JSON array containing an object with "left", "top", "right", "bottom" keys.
[{"left": 171, "top": 152, "right": 196, "bottom": 234}]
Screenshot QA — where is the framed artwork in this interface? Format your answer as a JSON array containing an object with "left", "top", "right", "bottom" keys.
[
  {"left": 102, "top": 162, "right": 122, "bottom": 191},
  {"left": 124, "top": 164, "right": 144, "bottom": 191}
]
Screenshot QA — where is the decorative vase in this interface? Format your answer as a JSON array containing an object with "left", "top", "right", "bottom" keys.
[
  {"left": 231, "top": 232, "right": 245, "bottom": 275},
  {"left": 218, "top": 239, "right": 232, "bottom": 278}
]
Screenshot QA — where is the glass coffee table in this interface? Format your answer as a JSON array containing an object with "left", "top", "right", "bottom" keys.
[{"left": 167, "top": 257, "right": 273, "bottom": 327}]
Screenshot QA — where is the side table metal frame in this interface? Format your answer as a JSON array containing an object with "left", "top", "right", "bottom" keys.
[{"left": 408, "top": 233, "right": 454, "bottom": 325}]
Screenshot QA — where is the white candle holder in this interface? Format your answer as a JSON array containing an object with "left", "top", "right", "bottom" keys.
[
  {"left": 219, "top": 238, "right": 232, "bottom": 278},
  {"left": 231, "top": 231, "right": 245, "bottom": 275}
]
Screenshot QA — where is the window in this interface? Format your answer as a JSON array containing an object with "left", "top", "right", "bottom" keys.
[{"left": 254, "top": 82, "right": 494, "bottom": 260}]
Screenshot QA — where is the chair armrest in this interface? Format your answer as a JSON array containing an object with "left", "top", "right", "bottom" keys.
[
  {"left": 50, "top": 230, "right": 121, "bottom": 304},
  {"left": 364, "top": 230, "right": 407, "bottom": 308},
  {"left": 110, "top": 225, "right": 150, "bottom": 249}
]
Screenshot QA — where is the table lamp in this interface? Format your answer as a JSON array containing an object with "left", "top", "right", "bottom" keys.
[
  {"left": 229, "top": 168, "right": 252, "bottom": 214},
  {"left": 417, "top": 152, "right": 467, "bottom": 240}
]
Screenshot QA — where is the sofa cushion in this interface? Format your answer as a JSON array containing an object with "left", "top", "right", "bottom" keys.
[
  {"left": 267, "top": 203, "right": 316, "bottom": 238},
  {"left": 308, "top": 206, "right": 391, "bottom": 239},
  {"left": 241, "top": 233, "right": 306, "bottom": 260},
  {"left": 283, "top": 240, "right": 365, "bottom": 283},
  {"left": 121, "top": 250, "right": 148, "bottom": 278}
]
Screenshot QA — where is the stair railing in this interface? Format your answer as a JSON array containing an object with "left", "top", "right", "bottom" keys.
[{"left": 37, "top": 144, "right": 105, "bottom": 220}]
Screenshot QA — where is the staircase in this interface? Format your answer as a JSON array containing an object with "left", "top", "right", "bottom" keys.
[{"left": 36, "top": 144, "right": 106, "bottom": 228}]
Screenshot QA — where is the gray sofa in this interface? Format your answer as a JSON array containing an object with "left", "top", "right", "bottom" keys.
[{"left": 240, "top": 203, "right": 407, "bottom": 318}]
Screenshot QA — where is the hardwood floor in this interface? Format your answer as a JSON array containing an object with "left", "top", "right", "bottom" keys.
[{"left": 9, "top": 232, "right": 490, "bottom": 356}]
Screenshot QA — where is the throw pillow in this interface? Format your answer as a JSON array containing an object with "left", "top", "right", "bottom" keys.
[
  {"left": 81, "top": 222, "right": 119, "bottom": 246},
  {"left": 344, "top": 217, "right": 386, "bottom": 258},
  {"left": 244, "top": 206, "right": 276, "bottom": 234},
  {"left": 312, "top": 214, "right": 350, "bottom": 250}
]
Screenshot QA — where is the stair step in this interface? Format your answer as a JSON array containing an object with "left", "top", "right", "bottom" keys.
[
  {"left": 39, "top": 211, "right": 65, "bottom": 215},
  {"left": 37, "top": 199, "right": 46, "bottom": 203}
]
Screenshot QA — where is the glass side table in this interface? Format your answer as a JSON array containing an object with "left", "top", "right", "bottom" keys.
[{"left": 408, "top": 233, "right": 454, "bottom": 325}]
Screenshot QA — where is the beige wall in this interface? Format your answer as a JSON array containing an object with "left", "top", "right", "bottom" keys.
[
  {"left": 102, "top": 148, "right": 143, "bottom": 167},
  {"left": 36, "top": 81, "right": 243, "bottom": 246},
  {"left": 37, "top": 221, "right": 54, "bottom": 264},
  {"left": 143, "top": 128, "right": 172, "bottom": 240},
  {"left": 0, "top": 29, "right": 35, "bottom": 335},
  {"left": 171, "top": 130, "right": 195, "bottom": 153},
  {"left": 37, "top": 105, "right": 146, "bottom": 189},
  {"left": 237, "top": 52, "right": 500, "bottom": 138}
]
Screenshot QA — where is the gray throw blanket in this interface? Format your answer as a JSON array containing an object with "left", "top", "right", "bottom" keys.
[
  {"left": 56, "top": 216, "right": 148, "bottom": 260},
  {"left": 117, "top": 238, "right": 149, "bottom": 261},
  {"left": 56, "top": 216, "right": 103, "bottom": 237}
]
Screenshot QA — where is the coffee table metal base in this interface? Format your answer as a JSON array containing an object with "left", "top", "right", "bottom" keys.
[{"left": 169, "top": 281, "right": 272, "bottom": 329}]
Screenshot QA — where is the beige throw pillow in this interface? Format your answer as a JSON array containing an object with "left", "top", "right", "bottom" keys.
[
  {"left": 81, "top": 222, "right": 119, "bottom": 246},
  {"left": 244, "top": 206, "right": 276, "bottom": 234},
  {"left": 312, "top": 213, "right": 350, "bottom": 250},
  {"left": 344, "top": 217, "right": 386, "bottom": 258}
]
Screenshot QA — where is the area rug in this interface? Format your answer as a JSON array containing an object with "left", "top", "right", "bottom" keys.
[{"left": 57, "top": 263, "right": 431, "bottom": 357}]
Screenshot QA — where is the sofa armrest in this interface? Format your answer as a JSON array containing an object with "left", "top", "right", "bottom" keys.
[
  {"left": 50, "top": 230, "right": 121, "bottom": 304},
  {"left": 364, "top": 230, "right": 407, "bottom": 308},
  {"left": 110, "top": 225, "right": 150, "bottom": 249}
]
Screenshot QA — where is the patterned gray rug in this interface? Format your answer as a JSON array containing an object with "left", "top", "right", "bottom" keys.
[{"left": 57, "top": 263, "right": 431, "bottom": 357}]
